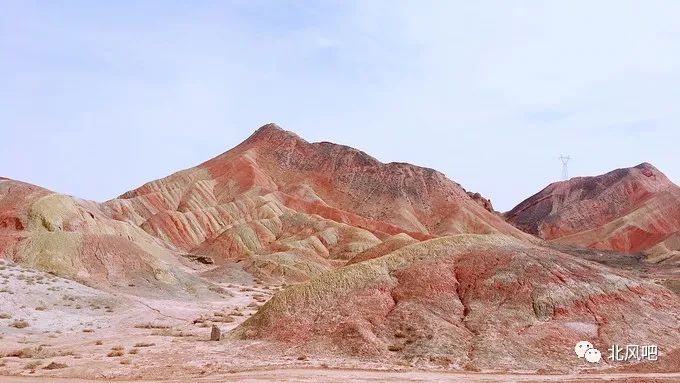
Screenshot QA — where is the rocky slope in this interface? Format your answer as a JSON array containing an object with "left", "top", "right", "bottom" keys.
[
  {"left": 1, "top": 124, "right": 528, "bottom": 287},
  {"left": 101, "top": 124, "right": 528, "bottom": 281},
  {"left": 0, "top": 179, "right": 212, "bottom": 295},
  {"left": 2, "top": 124, "right": 680, "bottom": 377},
  {"left": 505, "top": 163, "right": 680, "bottom": 262},
  {"left": 232, "top": 234, "right": 680, "bottom": 371}
]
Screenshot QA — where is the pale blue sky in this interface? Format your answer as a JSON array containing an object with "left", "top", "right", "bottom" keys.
[{"left": 2, "top": 1, "right": 680, "bottom": 211}]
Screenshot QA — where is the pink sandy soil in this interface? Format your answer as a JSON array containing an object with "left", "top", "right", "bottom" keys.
[{"left": 3, "top": 369, "right": 680, "bottom": 383}]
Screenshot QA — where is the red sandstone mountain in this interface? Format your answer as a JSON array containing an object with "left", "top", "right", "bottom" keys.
[
  {"left": 233, "top": 234, "right": 680, "bottom": 371},
  {"left": 2, "top": 124, "right": 680, "bottom": 376},
  {"left": 101, "top": 124, "right": 529, "bottom": 281},
  {"left": 1, "top": 124, "right": 527, "bottom": 285},
  {"left": 0, "top": 178, "right": 214, "bottom": 294},
  {"left": 505, "top": 163, "right": 680, "bottom": 262}
]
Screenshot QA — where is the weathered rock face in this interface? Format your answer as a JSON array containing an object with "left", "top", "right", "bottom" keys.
[
  {"left": 0, "top": 179, "right": 209, "bottom": 294},
  {"left": 1, "top": 124, "right": 530, "bottom": 286},
  {"left": 232, "top": 235, "right": 680, "bottom": 371},
  {"left": 101, "top": 124, "right": 529, "bottom": 280},
  {"left": 345, "top": 233, "right": 418, "bottom": 266},
  {"left": 3, "top": 124, "right": 680, "bottom": 374},
  {"left": 466, "top": 191, "right": 495, "bottom": 213},
  {"left": 505, "top": 163, "right": 680, "bottom": 259}
]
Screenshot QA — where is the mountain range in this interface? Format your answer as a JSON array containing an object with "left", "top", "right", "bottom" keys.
[{"left": 1, "top": 123, "right": 678, "bottom": 378}]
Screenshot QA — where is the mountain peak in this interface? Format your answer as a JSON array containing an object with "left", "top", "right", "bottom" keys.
[
  {"left": 506, "top": 161, "right": 680, "bottom": 252},
  {"left": 635, "top": 162, "right": 656, "bottom": 170},
  {"left": 120, "top": 123, "right": 526, "bottom": 241},
  {"left": 254, "top": 122, "right": 284, "bottom": 134},
  {"left": 543, "top": 162, "right": 669, "bottom": 192},
  {"left": 584, "top": 162, "right": 670, "bottom": 187},
  {"left": 244, "top": 123, "right": 302, "bottom": 145},
  {"left": 633, "top": 162, "right": 662, "bottom": 177}
]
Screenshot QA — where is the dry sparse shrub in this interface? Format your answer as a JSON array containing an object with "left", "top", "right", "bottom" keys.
[
  {"left": 128, "top": 348, "right": 139, "bottom": 355},
  {"left": 387, "top": 345, "right": 403, "bottom": 352},
  {"left": 134, "top": 322, "right": 171, "bottom": 329},
  {"left": 151, "top": 329, "right": 194, "bottom": 338},
  {"left": 35, "top": 305, "right": 49, "bottom": 312},
  {"left": 134, "top": 342, "right": 155, "bottom": 348},
  {"left": 43, "top": 361, "right": 67, "bottom": 370},
  {"left": 24, "top": 361, "right": 41, "bottom": 370},
  {"left": 110, "top": 346, "right": 124, "bottom": 351},
  {"left": 107, "top": 350, "right": 124, "bottom": 357},
  {"left": 10, "top": 319, "right": 29, "bottom": 329},
  {"left": 0, "top": 313, "right": 11, "bottom": 319},
  {"left": 120, "top": 359, "right": 131, "bottom": 365},
  {"left": 82, "top": 329, "right": 94, "bottom": 333},
  {"left": 208, "top": 285, "right": 228, "bottom": 295},
  {"left": 95, "top": 340, "right": 103, "bottom": 345},
  {"left": 150, "top": 329, "right": 192, "bottom": 337},
  {"left": 297, "top": 355, "right": 307, "bottom": 361},
  {"left": 1, "top": 346, "right": 74, "bottom": 359}
]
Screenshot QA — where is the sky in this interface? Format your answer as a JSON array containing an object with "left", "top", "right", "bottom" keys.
[{"left": 2, "top": 1, "right": 680, "bottom": 211}]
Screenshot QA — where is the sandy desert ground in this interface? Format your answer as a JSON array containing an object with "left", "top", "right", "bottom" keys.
[
  {"left": 3, "top": 371, "right": 680, "bottom": 383},
  {"left": 0, "top": 256, "right": 677, "bottom": 383}
]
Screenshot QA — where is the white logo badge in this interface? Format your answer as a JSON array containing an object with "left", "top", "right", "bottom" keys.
[
  {"left": 575, "top": 341, "right": 593, "bottom": 358},
  {"left": 585, "top": 348, "right": 602, "bottom": 363}
]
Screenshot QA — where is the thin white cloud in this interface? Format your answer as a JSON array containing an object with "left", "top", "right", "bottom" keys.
[{"left": 2, "top": 1, "right": 679, "bottom": 210}]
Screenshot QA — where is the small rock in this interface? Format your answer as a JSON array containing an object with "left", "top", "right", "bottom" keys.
[
  {"left": 43, "top": 361, "right": 68, "bottom": 370},
  {"left": 210, "top": 324, "right": 221, "bottom": 341},
  {"left": 182, "top": 254, "right": 215, "bottom": 265}
]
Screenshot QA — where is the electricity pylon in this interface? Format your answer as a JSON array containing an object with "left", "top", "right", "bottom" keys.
[{"left": 559, "top": 155, "right": 571, "bottom": 180}]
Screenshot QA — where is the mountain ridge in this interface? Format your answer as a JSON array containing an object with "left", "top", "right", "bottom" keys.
[
  {"left": 1, "top": 123, "right": 679, "bottom": 376},
  {"left": 505, "top": 162, "right": 680, "bottom": 260}
]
